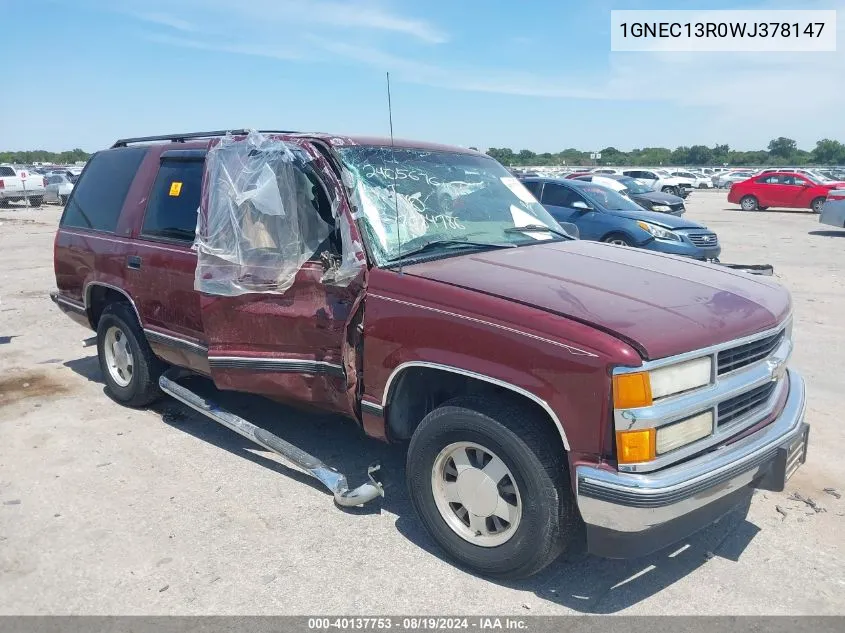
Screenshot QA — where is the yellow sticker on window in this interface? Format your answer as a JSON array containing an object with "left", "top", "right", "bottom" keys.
[{"left": 169, "top": 181, "right": 183, "bottom": 197}]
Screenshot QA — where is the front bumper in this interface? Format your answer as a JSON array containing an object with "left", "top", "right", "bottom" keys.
[
  {"left": 576, "top": 369, "right": 808, "bottom": 559},
  {"left": 645, "top": 239, "right": 721, "bottom": 261}
]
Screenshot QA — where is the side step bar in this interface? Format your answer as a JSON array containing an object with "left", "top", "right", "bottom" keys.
[{"left": 159, "top": 370, "right": 384, "bottom": 507}]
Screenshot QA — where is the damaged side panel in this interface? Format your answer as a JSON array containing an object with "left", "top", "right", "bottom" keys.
[{"left": 195, "top": 131, "right": 367, "bottom": 418}]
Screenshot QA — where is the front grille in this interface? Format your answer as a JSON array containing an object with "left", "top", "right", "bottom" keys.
[
  {"left": 718, "top": 329, "right": 785, "bottom": 375},
  {"left": 717, "top": 381, "right": 777, "bottom": 427},
  {"left": 670, "top": 203, "right": 685, "bottom": 214},
  {"left": 687, "top": 232, "right": 719, "bottom": 247}
]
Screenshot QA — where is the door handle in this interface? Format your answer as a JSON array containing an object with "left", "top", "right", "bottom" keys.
[{"left": 127, "top": 256, "right": 142, "bottom": 270}]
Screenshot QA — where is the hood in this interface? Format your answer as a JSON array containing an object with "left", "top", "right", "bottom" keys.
[
  {"left": 602, "top": 206, "right": 700, "bottom": 229},
  {"left": 631, "top": 190, "right": 684, "bottom": 205},
  {"left": 403, "top": 240, "right": 791, "bottom": 360}
]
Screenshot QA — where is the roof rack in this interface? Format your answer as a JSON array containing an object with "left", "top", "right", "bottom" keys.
[{"left": 111, "top": 129, "right": 299, "bottom": 148}]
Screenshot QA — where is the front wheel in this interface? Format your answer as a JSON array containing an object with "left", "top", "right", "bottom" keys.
[
  {"left": 661, "top": 186, "right": 679, "bottom": 196},
  {"left": 811, "top": 197, "right": 826, "bottom": 214},
  {"left": 602, "top": 233, "right": 634, "bottom": 247},
  {"left": 740, "top": 195, "right": 759, "bottom": 211},
  {"left": 406, "top": 396, "right": 577, "bottom": 579},
  {"left": 60, "top": 195, "right": 69, "bottom": 206},
  {"left": 28, "top": 196, "right": 43, "bottom": 207}
]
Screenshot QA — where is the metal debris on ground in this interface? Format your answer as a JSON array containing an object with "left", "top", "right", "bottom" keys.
[
  {"left": 823, "top": 488, "right": 841, "bottom": 499},
  {"left": 775, "top": 505, "right": 788, "bottom": 519},
  {"left": 789, "top": 492, "right": 826, "bottom": 513}
]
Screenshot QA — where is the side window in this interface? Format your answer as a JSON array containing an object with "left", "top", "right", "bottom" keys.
[
  {"left": 758, "top": 175, "right": 780, "bottom": 184},
  {"left": 521, "top": 180, "right": 542, "bottom": 198},
  {"left": 541, "top": 183, "right": 579, "bottom": 207},
  {"left": 60, "top": 147, "right": 147, "bottom": 233},
  {"left": 0, "top": 166, "right": 15, "bottom": 177},
  {"left": 141, "top": 159, "right": 204, "bottom": 243}
]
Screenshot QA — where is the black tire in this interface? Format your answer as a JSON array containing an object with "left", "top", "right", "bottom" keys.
[
  {"left": 96, "top": 302, "right": 164, "bottom": 407},
  {"left": 60, "top": 195, "right": 68, "bottom": 206},
  {"left": 0, "top": 200, "right": 9, "bottom": 208},
  {"left": 602, "top": 232, "right": 634, "bottom": 247},
  {"left": 740, "top": 195, "right": 759, "bottom": 211},
  {"left": 759, "top": 206, "right": 769, "bottom": 211},
  {"left": 406, "top": 395, "right": 577, "bottom": 579},
  {"left": 811, "top": 197, "right": 825, "bottom": 214},
  {"left": 661, "top": 186, "right": 678, "bottom": 196},
  {"left": 28, "top": 196, "right": 43, "bottom": 207}
]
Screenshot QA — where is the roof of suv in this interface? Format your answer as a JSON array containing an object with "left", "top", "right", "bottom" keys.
[{"left": 109, "top": 131, "right": 482, "bottom": 156}]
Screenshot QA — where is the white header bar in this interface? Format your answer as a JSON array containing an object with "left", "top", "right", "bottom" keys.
[{"left": 611, "top": 10, "right": 837, "bottom": 52}]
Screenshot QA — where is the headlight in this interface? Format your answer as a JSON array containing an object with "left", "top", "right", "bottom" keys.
[
  {"left": 613, "top": 357, "right": 714, "bottom": 463},
  {"left": 651, "top": 205, "right": 671, "bottom": 212},
  {"left": 655, "top": 411, "right": 714, "bottom": 454},
  {"left": 613, "top": 356, "right": 712, "bottom": 409},
  {"left": 636, "top": 220, "right": 681, "bottom": 241}
]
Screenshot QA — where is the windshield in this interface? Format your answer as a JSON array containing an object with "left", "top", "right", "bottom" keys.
[
  {"left": 617, "top": 177, "right": 651, "bottom": 194},
  {"left": 577, "top": 183, "right": 645, "bottom": 212},
  {"left": 338, "top": 147, "right": 568, "bottom": 265}
]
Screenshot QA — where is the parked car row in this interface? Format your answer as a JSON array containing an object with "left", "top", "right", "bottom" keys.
[{"left": 0, "top": 164, "right": 78, "bottom": 206}]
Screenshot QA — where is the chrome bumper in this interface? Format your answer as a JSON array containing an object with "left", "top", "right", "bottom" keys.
[{"left": 576, "top": 369, "right": 808, "bottom": 558}]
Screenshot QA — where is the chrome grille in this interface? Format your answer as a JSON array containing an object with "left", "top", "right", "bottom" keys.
[
  {"left": 717, "top": 381, "right": 777, "bottom": 427},
  {"left": 718, "top": 329, "right": 785, "bottom": 375},
  {"left": 687, "top": 232, "right": 719, "bottom": 247}
]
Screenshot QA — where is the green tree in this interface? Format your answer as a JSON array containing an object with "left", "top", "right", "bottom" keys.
[
  {"left": 812, "top": 139, "right": 845, "bottom": 164},
  {"left": 486, "top": 147, "right": 515, "bottom": 164},
  {"left": 767, "top": 137, "right": 798, "bottom": 159},
  {"left": 687, "top": 145, "right": 713, "bottom": 165}
]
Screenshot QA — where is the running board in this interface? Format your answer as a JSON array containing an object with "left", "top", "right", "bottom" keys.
[{"left": 158, "top": 370, "right": 384, "bottom": 507}]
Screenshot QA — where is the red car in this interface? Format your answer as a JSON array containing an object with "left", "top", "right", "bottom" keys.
[{"left": 728, "top": 171, "right": 844, "bottom": 213}]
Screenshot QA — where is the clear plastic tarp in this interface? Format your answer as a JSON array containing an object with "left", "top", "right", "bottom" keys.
[{"left": 195, "top": 131, "right": 364, "bottom": 296}]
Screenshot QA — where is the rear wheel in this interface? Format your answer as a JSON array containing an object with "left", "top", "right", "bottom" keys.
[
  {"left": 96, "top": 302, "right": 164, "bottom": 407},
  {"left": 602, "top": 233, "right": 634, "bottom": 247},
  {"left": 60, "top": 195, "right": 68, "bottom": 206},
  {"left": 740, "top": 195, "right": 759, "bottom": 211},
  {"left": 28, "top": 196, "right": 43, "bottom": 207},
  {"left": 811, "top": 197, "right": 826, "bottom": 214},
  {"left": 406, "top": 395, "right": 577, "bottom": 579}
]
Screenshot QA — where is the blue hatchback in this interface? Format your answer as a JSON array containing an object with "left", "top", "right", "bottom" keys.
[{"left": 521, "top": 177, "right": 721, "bottom": 260}]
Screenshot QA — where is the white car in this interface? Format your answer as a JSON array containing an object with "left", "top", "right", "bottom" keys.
[
  {"left": 0, "top": 165, "right": 46, "bottom": 206},
  {"left": 621, "top": 169, "right": 690, "bottom": 197},
  {"left": 591, "top": 168, "right": 622, "bottom": 175},
  {"left": 714, "top": 170, "right": 758, "bottom": 188},
  {"left": 670, "top": 170, "right": 713, "bottom": 189},
  {"left": 44, "top": 174, "right": 75, "bottom": 205}
]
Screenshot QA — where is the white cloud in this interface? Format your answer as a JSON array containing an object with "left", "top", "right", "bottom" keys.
[{"left": 132, "top": 12, "right": 197, "bottom": 32}]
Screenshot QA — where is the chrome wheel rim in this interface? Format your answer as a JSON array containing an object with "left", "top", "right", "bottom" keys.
[
  {"left": 431, "top": 441, "right": 522, "bottom": 547},
  {"left": 742, "top": 198, "right": 756, "bottom": 210},
  {"left": 606, "top": 238, "right": 628, "bottom": 246},
  {"left": 103, "top": 326, "right": 133, "bottom": 387}
]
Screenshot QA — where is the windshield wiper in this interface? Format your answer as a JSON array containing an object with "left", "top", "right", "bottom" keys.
[
  {"left": 503, "top": 225, "right": 575, "bottom": 240},
  {"left": 386, "top": 239, "right": 515, "bottom": 262}
]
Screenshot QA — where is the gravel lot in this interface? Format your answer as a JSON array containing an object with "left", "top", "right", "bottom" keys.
[{"left": 1, "top": 192, "right": 843, "bottom": 615}]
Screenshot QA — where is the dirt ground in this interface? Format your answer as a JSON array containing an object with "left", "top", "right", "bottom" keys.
[{"left": 1, "top": 193, "right": 843, "bottom": 615}]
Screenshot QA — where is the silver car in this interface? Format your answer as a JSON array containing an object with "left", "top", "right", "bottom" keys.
[
  {"left": 819, "top": 189, "right": 845, "bottom": 229},
  {"left": 44, "top": 174, "right": 75, "bottom": 205}
]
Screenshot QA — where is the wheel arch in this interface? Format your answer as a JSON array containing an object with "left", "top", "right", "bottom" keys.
[
  {"left": 382, "top": 361, "right": 570, "bottom": 452},
  {"left": 84, "top": 282, "right": 142, "bottom": 330}
]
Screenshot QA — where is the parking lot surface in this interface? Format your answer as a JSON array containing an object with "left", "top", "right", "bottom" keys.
[{"left": 1, "top": 193, "right": 843, "bottom": 615}]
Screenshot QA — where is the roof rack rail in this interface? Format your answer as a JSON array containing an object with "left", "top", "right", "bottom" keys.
[{"left": 111, "top": 129, "right": 300, "bottom": 148}]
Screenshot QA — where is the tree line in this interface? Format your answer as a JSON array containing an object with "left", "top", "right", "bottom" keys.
[
  {"left": 486, "top": 137, "right": 845, "bottom": 167},
  {"left": 0, "top": 149, "right": 90, "bottom": 164}
]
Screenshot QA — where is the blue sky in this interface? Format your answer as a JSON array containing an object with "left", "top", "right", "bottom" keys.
[{"left": 2, "top": 0, "right": 843, "bottom": 152}]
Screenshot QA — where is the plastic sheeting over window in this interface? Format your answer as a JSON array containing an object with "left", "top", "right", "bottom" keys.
[{"left": 195, "top": 131, "right": 364, "bottom": 296}]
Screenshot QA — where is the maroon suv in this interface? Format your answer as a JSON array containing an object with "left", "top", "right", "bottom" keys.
[{"left": 51, "top": 130, "right": 809, "bottom": 578}]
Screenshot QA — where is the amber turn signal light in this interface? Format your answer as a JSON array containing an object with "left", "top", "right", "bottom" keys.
[
  {"left": 613, "top": 372, "right": 653, "bottom": 409},
  {"left": 616, "top": 428, "right": 656, "bottom": 464}
]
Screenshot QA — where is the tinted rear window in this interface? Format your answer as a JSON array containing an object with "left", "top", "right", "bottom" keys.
[
  {"left": 141, "top": 159, "right": 204, "bottom": 243},
  {"left": 0, "top": 166, "right": 15, "bottom": 177},
  {"left": 60, "top": 147, "right": 146, "bottom": 232}
]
